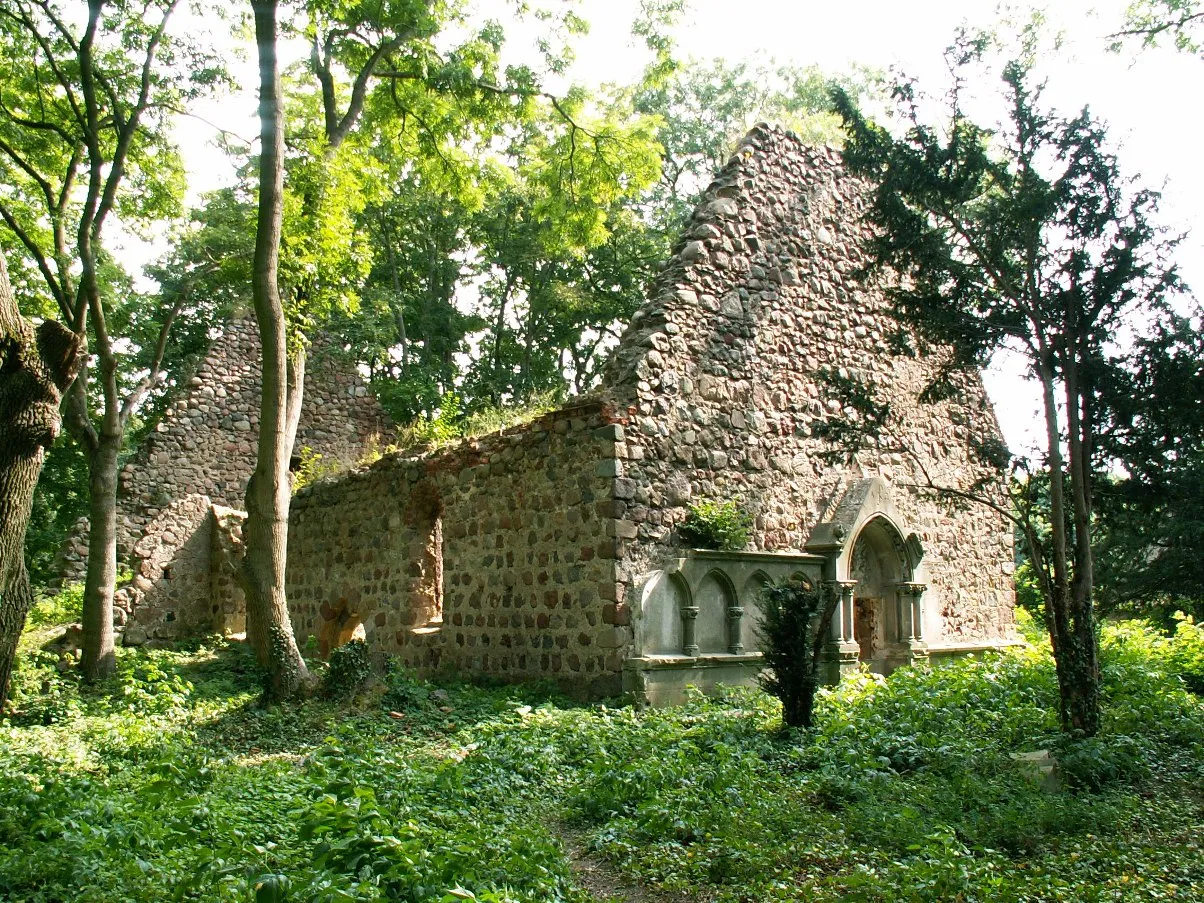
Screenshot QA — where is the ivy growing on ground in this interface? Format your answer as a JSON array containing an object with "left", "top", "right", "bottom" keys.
[{"left": 1, "top": 612, "right": 1203, "bottom": 901}]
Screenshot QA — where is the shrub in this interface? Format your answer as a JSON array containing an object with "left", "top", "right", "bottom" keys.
[
  {"left": 1169, "top": 612, "right": 1204, "bottom": 694},
  {"left": 758, "top": 581, "right": 838, "bottom": 728},
  {"left": 323, "top": 639, "right": 372, "bottom": 697},
  {"left": 677, "top": 499, "right": 753, "bottom": 550},
  {"left": 291, "top": 446, "right": 346, "bottom": 492},
  {"left": 27, "top": 583, "right": 84, "bottom": 627}
]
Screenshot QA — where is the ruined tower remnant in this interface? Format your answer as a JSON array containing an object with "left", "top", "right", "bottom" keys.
[{"left": 57, "top": 316, "right": 390, "bottom": 642}]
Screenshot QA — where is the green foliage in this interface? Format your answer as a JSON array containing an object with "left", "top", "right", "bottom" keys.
[
  {"left": 1169, "top": 614, "right": 1204, "bottom": 693},
  {"left": 26, "top": 583, "right": 84, "bottom": 629},
  {"left": 677, "top": 499, "right": 753, "bottom": 550},
  {"left": 1115, "top": 0, "right": 1204, "bottom": 54},
  {"left": 1095, "top": 314, "right": 1204, "bottom": 620},
  {"left": 23, "top": 433, "right": 89, "bottom": 591},
  {"left": 1103, "top": 613, "right": 1204, "bottom": 696},
  {"left": 291, "top": 446, "right": 346, "bottom": 493},
  {"left": 757, "top": 581, "right": 837, "bottom": 728},
  {"left": 833, "top": 27, "right": 1187, "bottom": 737},
  {"left": 396, "top": 393, "right": 471, "bottom": 450},
  {"left": 3, "top": 626, "right": 1204, "bottom": 901},
  {"left": 323, "top": 639, "right": 372, "bottom": 698},
  {"left": 1013, "top": 558, "right": 1046, "bottom": 625},
  {"left": 391, "top": 391, "right": 562, "bottom": 455},
  {"left": 629, "top": 56, "right": 881, "bottom": 236}
]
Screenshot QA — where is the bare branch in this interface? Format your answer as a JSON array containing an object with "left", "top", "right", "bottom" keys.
[{"left": 118, "top": 279, "right": 196, "bottom": 425}]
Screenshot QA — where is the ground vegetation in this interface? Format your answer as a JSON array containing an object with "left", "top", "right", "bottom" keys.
[{"left": 2, "top": 600, "right": 1202, "bottom": 901}]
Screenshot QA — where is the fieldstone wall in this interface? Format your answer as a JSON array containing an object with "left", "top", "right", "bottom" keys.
[
  {"left": 274, "top": 125, "right": 1014, "bottom": 701},
  {"left": 601, "top": 125, "right": 1015, "bottom": 660},
  {"left": 120, "top": 494, "right": 214, "bottom": 645},
  {"left": 285, "top": 401, "right": 630, "bottom": 698},
  {"left": 210, "top": 506, "right": 247, "bottom": 635},
  {"left": 57, "top": 315, "right": 390, "bottom": 638},
  {"left": 59, "top": 124, "right": 1016, "bottom": 694}
]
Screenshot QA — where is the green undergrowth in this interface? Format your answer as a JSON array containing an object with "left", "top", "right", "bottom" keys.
[{"left": 2, "top": 619, "right": 1203, "bottom": 902}]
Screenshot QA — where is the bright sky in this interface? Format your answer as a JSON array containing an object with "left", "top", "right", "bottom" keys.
[{"left": 158, "top": 0, "right": 1203, "bottom": 455}]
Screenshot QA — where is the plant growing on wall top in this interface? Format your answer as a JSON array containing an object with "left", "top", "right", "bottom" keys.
[{"left": 678, "top": 499, "right": 754, "bottom": 551}]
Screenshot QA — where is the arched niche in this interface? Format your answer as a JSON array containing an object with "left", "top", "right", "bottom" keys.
[
  {"left": 847, "top": 515, "right": 912, "bottom": 672},
  {"left": 696, "top": 570, "right": 736, "bottom": 655},
  {"left": 406, "top": 481, "right": 444, "bottom": 627},
  {"left": 740, "top": 571, "right": 772, "bottom": 653},
  {"left": 319, "top": 600, "right": 366, "bottom": 658},
  {"left": 641, "top": 571, "right": 688, "bottom": 655}
]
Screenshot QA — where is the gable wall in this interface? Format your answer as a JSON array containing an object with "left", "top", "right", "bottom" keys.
[
  {"left": 57, "top": 315, "right": 391, "bottom": 638},
  {"left": 602, "top": 127, "right": 1015, "bottom": 649}
]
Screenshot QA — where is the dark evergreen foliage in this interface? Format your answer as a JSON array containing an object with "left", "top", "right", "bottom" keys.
[
  {"left": 832, "top": 30, "right": 1185, "bottom": 736},
  {"left": 757, "top": 581, "right": 839, "bottom": 727}
]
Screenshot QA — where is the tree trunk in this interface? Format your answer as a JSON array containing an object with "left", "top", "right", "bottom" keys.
[
  {"left": 79, "top": 430, "right": 121, "bottom": 681},
  {"left": 0, "top": 254, "right": 84, "bottom": 707},
  {"left": 1036, "top": 359, "right": 1101, "bottom": 736},
  {"left": 238, "top": 0, "right": 310, "bottom": 702},
  {"left": 380, "top": 215, "right": 409, "bottom": 379},
  {"left": 1063, "top": 351, "right": 1100, "bottom": 735}
]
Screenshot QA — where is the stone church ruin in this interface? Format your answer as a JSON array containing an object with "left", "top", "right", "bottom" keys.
[{"left": 64, "top": 125, "right": 1017, "bottom": 702}]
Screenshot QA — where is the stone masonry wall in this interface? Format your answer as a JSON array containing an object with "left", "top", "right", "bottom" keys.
[
  {"left": 57, "top": 315, "right": 390, "bottom": 637},
  {"left": 285, "top": 400, "right": 630, "bottom": 697},
  {"left": 72, "top": 124, "right": 1015, "bottom": 686},
  {"left": 601, "top": 126, "right": 1015, "bottom": 649}
]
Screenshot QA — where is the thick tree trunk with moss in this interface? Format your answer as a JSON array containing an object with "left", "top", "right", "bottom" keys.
[
  {"left": 237, "top": 0, "right": 310, "bottom": 701},
  {"left": 0, "top": 255, "right": 83, "bottom": 707}
]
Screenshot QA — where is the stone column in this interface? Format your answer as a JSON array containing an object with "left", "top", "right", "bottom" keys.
[
  {"left": 727, "top": 601, "right": 744, "bottom": 655},
  {"left": 681, "top": 604, "right": 700, "bottom": 657},
  {"left": 820, "top": 580, "right": 861, "bottom": 683},
  {"left": 896, "top": 582, "right": 929, "bottom": 665}
]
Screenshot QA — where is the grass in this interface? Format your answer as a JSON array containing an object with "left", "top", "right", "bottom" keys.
[{"left": 2, "top": 609, "right": 1203, "bottom": 902}]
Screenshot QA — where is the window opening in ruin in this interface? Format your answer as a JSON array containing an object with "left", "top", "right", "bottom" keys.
[
  {"left": 162, "top": 566, "right": 173, "bottom": 580},
  {"left": 415, "top": 515, "right": 444, "bottom": 626},
  {"left": 408, "top": 482, "right": 445, "bottom": 630}
]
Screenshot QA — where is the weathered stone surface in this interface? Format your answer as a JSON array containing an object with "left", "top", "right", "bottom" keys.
[
  {"left": 56, "top": 316, "right": 390, "bottom": 637},
  {"left": 286, "top": 399, "right": 627, "bottom": 698},
  {"left": 601, "top": 126, "right": 1015, "bottom": 660},
  {"left": 284, "top": 127, "right": 1013, "bottom": 701}
]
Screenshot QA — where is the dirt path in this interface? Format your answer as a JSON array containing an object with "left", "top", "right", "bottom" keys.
[{"left": 556, "top": 823, "right": 713, "bottom": 903}]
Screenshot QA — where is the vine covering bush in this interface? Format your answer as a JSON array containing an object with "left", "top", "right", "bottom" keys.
[{"left": 323, "top": 639, "right": 372, "bottom": 697}]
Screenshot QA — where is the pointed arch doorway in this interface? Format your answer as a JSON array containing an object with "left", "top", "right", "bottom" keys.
[
  {"left": 847, "top": 515, "right": 924, "bottom": 674},
  {"left": 806, "top": 477, "right": 930, "bottom": 680}
]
